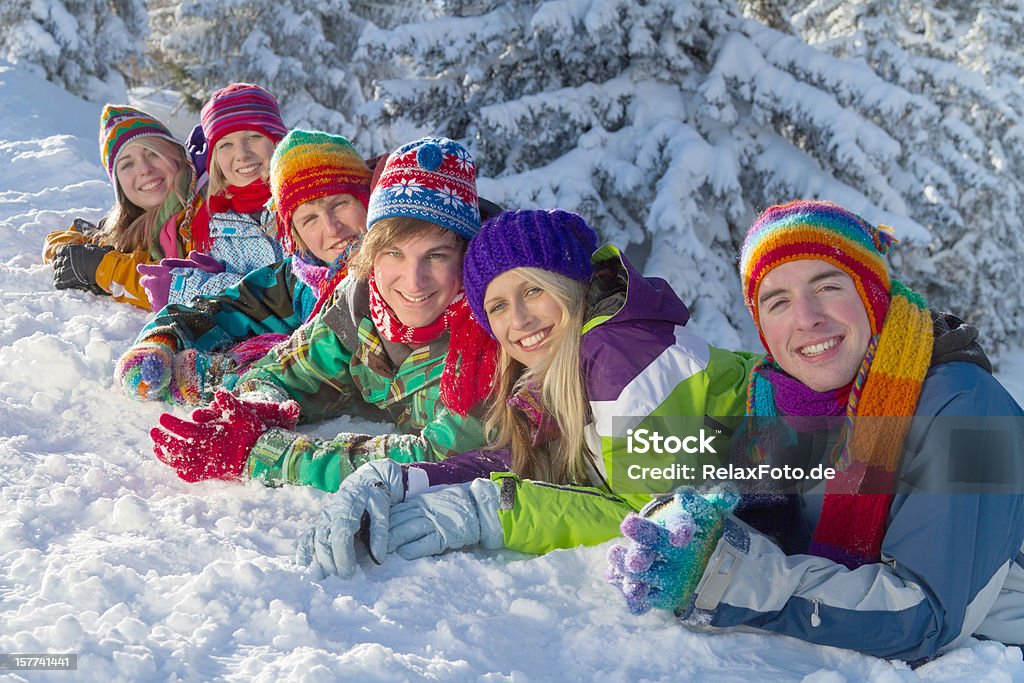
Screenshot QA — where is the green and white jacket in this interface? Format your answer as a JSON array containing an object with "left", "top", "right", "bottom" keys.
[{"left": 235, "top": 276, "right": 487, "bottom": 492}]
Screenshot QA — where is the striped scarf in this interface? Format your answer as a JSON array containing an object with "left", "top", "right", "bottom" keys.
[{"left": 746, "top": 280, "right": 933, "bottom": 568}]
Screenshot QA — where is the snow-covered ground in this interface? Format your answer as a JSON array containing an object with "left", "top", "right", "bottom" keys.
[{"left": 1, "top": 63, "right": 1022, "bottom": 682}]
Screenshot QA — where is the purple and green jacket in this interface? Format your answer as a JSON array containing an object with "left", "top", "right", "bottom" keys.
[{"left": 399, "top": 245, "right": 758, "bottom": 553}]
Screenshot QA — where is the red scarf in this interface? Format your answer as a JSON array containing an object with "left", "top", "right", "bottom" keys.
[
  {"left": 367, "top": 273, "right": 497, "bottom": 415},
  {"left": 208, "top": 178, "right": 272, "bottom": 215},
  {"left": 193, "top": 179, "right": 272, "bottom": 253}
]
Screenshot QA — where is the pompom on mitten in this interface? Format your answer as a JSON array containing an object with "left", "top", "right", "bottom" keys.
[
  {"left": 115, "top": 334, "right": 180, "bottom": 401},
  {"left": 606, "top": 484, "right": 739, "bottom": 616}
]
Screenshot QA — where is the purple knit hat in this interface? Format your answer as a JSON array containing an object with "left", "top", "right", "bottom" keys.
[
  {"left": 200, "top": 83, "right": 287, "bottom": 171},
  {"left": 463, "top": 209, "right": 599, "bottom": 337}
]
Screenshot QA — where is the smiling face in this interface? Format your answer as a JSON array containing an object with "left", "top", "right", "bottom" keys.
[
  {"left": 372, "top": 230, "right": 464, "bottom": 328},
  {"left": 115, "top": 141, "right": 180, "bottom": 210},
  {"left": 213, "top": 130, "right": 276, "bottom": 188},
  {"left": 291, "top": 194, "right": 367, "bottom": 263},
  {"left": 757, "top": 259, "right": 872, "bottom": 392},
  {"left": 484, "top": 269, "right": 565, "bottom": 370}
]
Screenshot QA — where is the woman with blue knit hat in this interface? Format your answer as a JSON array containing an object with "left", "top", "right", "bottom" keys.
[
  {"left": 148, "top": 136, "right": 499, "bottom": 489},
  {"left": 43, "top": 105, "right": 202, "bottom": 308},
  {"left": 606, "top": 200, "right": 1024, "bottom": 660},
  {"left": 295, "top": 208, "right": 758, "bottom": 578}
]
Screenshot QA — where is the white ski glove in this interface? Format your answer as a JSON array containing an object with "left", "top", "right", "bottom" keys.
[
  {"left": 295, "top": 459, "right": 405, "bottom": 577},
  {"left": 388, "top": 478, "right": 504, "bottom": 560}
]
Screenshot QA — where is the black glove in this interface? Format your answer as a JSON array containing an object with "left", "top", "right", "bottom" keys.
[{"left": 52, "top": 243, "right": 113, "bottom": 294}]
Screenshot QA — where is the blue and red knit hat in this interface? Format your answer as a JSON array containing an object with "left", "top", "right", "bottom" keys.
[
  {"left": 367, "top": 137, "right": 480, "bottom": 239},
  {"left": 99, "top": 104, "right": 184, "bottom": 188},
  {"left": 463, "top": 209, "right": 598, "bottom": 337},
  {"left": 200, "top": 83, "right": 287, "bottom": 170}
]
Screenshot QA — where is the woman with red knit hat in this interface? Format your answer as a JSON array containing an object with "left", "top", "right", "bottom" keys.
[{"left": 137, "top": 82, "right": 290, "bottom": 311}]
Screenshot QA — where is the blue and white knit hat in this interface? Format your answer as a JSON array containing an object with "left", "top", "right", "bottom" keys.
[{"left": 366, "top": 137, "right": 481, "bottom": 239}]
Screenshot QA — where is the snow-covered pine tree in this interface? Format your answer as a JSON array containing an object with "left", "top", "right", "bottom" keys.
[
  {"left": 785, "top": 0, "right": 1024, "bottom": 351},
  {"left": 154, "top": 0, "right": 371, "bottom": 140},
  {"left": 0, "top": 0, "right": 147, "bottom": 102},
  {"left": 355, "top": 0, "right": 1024, "bottom": 348}
]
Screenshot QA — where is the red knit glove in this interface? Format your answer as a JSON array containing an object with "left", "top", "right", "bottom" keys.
[
  {"left": 189, "top": 389, "right": 301, "bottom": 429},
  {"left": 150, "top": 390, "right": 299, "bottom": 483}
]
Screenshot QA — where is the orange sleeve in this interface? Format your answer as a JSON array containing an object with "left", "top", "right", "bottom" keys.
[
  {"left": 93, "top": 249, "right": 155, "bottom": 310},
  {"left": 42, "top": 228, "right": 90, "bottom": 264}
]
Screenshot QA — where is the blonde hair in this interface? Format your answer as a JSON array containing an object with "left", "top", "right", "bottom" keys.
[
  {"left": 207, "top": 131, "right": 273, "bottom": 198},
  {"left": 99, "top": 137, "right": 191, "bottom": 255},
  {"left": 347, "top": 216, "right": 467, "bottom": 281},
  {"left": 483, "top": 268, "right": 591, "bottom": 485}
]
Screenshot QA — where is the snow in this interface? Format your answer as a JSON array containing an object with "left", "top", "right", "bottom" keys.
[{"left": 1, "top": 60, "right": 1023, "bottom": 682}]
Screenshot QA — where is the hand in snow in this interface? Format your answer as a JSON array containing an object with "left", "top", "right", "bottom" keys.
[
  {"left": 150, "top": 389, "right": 298, "bottom": 483},
  {"left": 606, "top": 484, "right": 739, "bottom": 616},
  {"left": 52, "top": 242, "right": 112, "bottom": 294},
  {"left": 115, "top": 335, "right": 179, "bottom": 401},
  {"left": 295, "top": 459, "right": 406, "bottom": 578},
  {"left": 189, "top": 389, "right": 300, "bottom": 429},
  {"left": 387, "top": 479, "right": 504, "bottom": 560}
]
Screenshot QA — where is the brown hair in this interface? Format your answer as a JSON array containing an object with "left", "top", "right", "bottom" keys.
[
  {"left": 347, "top": 216, "right": 468, "bottom": 280},
  {"left": 98, "top": 137, "right": 190, "bottom": 254}
]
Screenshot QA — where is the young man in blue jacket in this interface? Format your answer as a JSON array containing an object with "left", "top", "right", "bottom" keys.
[{"left": 609, "top": 200, "right": 1024, "bottom": 660}]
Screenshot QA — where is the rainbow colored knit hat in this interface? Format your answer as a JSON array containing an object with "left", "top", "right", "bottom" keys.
[
  {"left": 463, "top": 209, "right": 598, "bottom": 337},
  {"left": 367, "top": 137, "right": 480, "bottom": 239},
  {"left": 99, "top": 105, "right": 183, "bottom": 187},
  {"left": 740, "top": 200, "right": 897, "bottom": 344},
  {"left": 200, "top": 83, "right": 287, "bottom": 170},
  {"left": 270, "top": 129, "right": 372, "bottom": 242}
]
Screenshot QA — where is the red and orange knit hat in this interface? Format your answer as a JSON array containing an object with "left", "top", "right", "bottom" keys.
[
  {"left": 200, "top": 83, "right": 287, "bottom": 170},
  {"left": 739, "top": 200, "right": 897, "bottom": 348},
  {"left": 269, "top": 129, "right": 372, "bottom": 251}
]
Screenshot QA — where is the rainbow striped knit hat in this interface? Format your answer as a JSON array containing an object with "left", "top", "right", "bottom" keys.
[
  {"left": 99, "top": 105, "right": 183, "bottom": 188},
  {"left": 200, "top": 83, "right": 287, "bottom": 170},
  {"left": 367, "top": 137, "right": 480, "bottom": 239},
  {"left": 269, "top": 129, "right": 372, "bottom": 243},
  {"left": 739, "top": 200, "right": 897, "bottom": 347}
]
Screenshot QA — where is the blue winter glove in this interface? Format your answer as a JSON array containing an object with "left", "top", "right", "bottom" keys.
[
  {"left": 606, "top": 484, "right": 739, "bottom": 616},
  {"left": 295, "top": 459, "right": 406, "bottom": 578},
  {"left": 388, "top": 479, "right": 505, "bottom": 560}
]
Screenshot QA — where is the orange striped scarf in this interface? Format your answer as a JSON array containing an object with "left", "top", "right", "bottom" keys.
[{"left": 810, "top": 280, "right": 933, "bottom": 568}]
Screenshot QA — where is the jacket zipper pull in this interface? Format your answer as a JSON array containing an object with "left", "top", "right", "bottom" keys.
[{"left": 810, "top": 599, "right": 821, "bottom": 627}]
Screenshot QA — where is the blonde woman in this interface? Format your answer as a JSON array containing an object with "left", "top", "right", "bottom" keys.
[
  {"left": 297, "top": 208, "right": 757, "bottom": 576},
  {"left": 43, "top": 105, "right": 200, "bottom": 309},
  {"left": 136, "top": 83, "right": 289, "bottom": 311}
]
